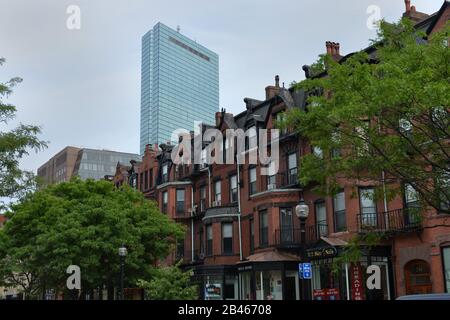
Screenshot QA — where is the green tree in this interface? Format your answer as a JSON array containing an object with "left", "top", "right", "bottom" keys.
[
  {"left": 0, "top": 58, "right": 47, "bottom": 210},
  {"left": 0, "top": 178, "right": 185, "bottom": 299},
  {"left": 137, "top": 263, "right": 198, "bottom": 300},
  {"left": 284, "top": 19, "right": 450, "bottom": 213}
]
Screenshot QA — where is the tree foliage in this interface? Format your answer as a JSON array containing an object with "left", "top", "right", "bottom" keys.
[
  {"left": 137, "top": 263, "right": 198, "bottom": 300},
  {"left": 0, "top": 58, "right": 47, "bottom": 210},
  {"left": 0, "top": 178, "right": 185, "bottom": 299},
  {"left": 284, "top": 19, "right": 450, "bottom": 213}
]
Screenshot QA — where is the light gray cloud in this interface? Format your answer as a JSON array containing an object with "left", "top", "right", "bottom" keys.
[{"left": 0, "top": 0, "right": 442, "bottom": 173}]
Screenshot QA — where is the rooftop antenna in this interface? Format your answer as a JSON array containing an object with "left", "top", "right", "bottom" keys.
[{"left": 177, "top": 25, "right": 181, "bottom": 33}]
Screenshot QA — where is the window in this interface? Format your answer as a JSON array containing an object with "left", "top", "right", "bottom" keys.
[
  {"left": 176, "top": 189, "right": 185, "bottom": 215},
  {"left": 443, "top": 247, "right": 450, "bottom": 293},
  {"left": 200, "top": 149, "right": 208, "bottom": 169},
  {"left": 139, "top": 173, "right": 144, "bottom": 190},
  {"left": 405, "top": 183, "right": 421, "bottom": 224},
  {"left": 259, "top": 210, "right": 268, "bottom": 247},
  {"left": 249, "top": 167, "right": 257, "bottom": 195},
  {"left": 276, "top": 113, "right": 287, "bottom": 135},
  {"left": 355, "top": 121, "right": 370, "bottom": 156},
  {"left": 222, "top": 223, "right": 233, "bottom": 255},
  {"left": 162, "top": 164, "right": 168, "bottom": 183},
  {"left": 266, "top": 161, "right": 276, "bottom": 190},
  {"left": 279, "top": 208, "right": 293, "bottom": 244},
  {"left": 247, "top": 126, "right": 257, "bottom": 150},
  {"left": 333, "top": 191, "right": 347, "bottom": 232},
  {"left": 144, "top": 171, "right": 148, "bottom": 190},
  {"left": 214, "top": 180, "right": 221, "bottom": 205},
  {"left": 149, "top": 169, "right": 153, "bottom": 188},
  {"left": 230, "top": 175, "right": 238, "bottom": 203},
  {"left": 206, "top": 225, "right": 213, "bottom": 256},
  {"left": 331, "top": 130, "right": 341, "bottom": 158},
  {"left": 176, "top": 240, "right": 184, "bottom": 260},
  {"left": 399, "top": 118, "right": 413, "bottom": 138},
  {"left": 359, "top": 188, "right": 377, "bottom": 227},
  {"left": 162, "top": 191, "right": 168, "bottom": 214},
  {"left": 312, "top": 146, "right": 323, "bottom": 159},
  {"left": 200, "top": 185, "right": 207, "bottom": 212},
  {"left": 315, "top": 201, "right": 328, "bottom": 237},
  {"left": 288, "top": 153, "right": 298, "bottom": 185},
  {"left": 250, "top": 219, "right": 255, "bottom": 252},
  {"left": 436, "top": 165, "right": 450, "bottom": 212}
]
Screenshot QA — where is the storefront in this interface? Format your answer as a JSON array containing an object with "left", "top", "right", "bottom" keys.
[
  {"left": 237, "top": 249, "right": 301, "bottom": 300},
  {"left": 307, "top": 239, "right": 394, "bottom": 300},
  {"left": 191, "top": 265, "right": 239, "bottom": 300}
]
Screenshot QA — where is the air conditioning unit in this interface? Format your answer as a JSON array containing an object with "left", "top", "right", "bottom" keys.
[{"left": 267, "top": 183, "right": 276, "bottom": 191}]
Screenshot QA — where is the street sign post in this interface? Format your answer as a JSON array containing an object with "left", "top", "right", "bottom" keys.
[{"left": 299, "top": 263, "right": 312, "bottom": 280}]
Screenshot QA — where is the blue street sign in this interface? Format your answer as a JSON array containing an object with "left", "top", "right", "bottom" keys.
[
  {"left": 301, "top": 263, "right": 312, "bottom": 280},
  {"left": 298, "top": 263, "right": 303, "bottom": 279}
]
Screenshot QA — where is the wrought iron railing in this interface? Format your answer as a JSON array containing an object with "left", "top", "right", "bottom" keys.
[{"left": 357, "top": 208, "right": 423, "bottom": 234}]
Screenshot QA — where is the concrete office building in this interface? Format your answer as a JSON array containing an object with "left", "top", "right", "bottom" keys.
[{"left": 140, "top": 22, "right": 219, "bottom": 154}]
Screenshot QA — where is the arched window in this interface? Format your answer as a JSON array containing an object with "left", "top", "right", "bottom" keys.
[{"left": 404, "top": 260, "right": 432, "bottom": 295}]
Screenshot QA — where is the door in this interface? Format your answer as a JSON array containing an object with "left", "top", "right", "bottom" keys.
[
  {"left": 284, "top": 276, "right": 297, "bottom": 300},
  {"left": 404, "top": 260, "right": 432, "bottom": 295}
]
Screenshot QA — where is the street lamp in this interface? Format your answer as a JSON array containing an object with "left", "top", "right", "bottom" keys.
[
  {"left": 295, "top": 198, "right": 310, "bottom": 244},
  {"left": 118, "top": 245, "right": 127, "bottom": 300},
  {"left": 295, "top": 197, "right": 310, "bottom": 301}
]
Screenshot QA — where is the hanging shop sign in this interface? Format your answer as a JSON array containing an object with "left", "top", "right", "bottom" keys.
[
  {"left": 350, "top": 263, "right": 366, "bottom": 300},
  {"left": 306, "top": 246, "right": 338, "bottom": 260}
]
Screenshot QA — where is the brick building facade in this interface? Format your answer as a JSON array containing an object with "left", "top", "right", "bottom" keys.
[{"left": 113, "top": 1, "right": 450, "bottom": 300}]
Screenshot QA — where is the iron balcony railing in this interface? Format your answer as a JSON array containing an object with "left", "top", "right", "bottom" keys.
[
  {"left": 274, "top": 224, "right": 328, "bottom": 248},
  {"left": 357, "top": 208, "right": 423, "bottom": 234}
]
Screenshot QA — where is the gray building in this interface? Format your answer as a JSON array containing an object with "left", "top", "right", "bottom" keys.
[
  {"left": 72, "top": 148, "right": 141, "bottom": 180},
  {"left": 37, "top": 147, "right": 141, "bottom": 184},
  {"left": 140, "top": 22, "right": 219, "bottom": 154}
]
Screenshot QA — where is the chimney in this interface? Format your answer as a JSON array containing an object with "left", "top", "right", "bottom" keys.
[
  {"left": 405, "top": 0, "right": 411, "bottom": 14},
  {"left": 215, "top": 108, "right": 225, "bottom": 126},
  {"left": 334, "top": 42, "right": 340, "bottom": 56},
  {"left": 326, "top": 41, "right": 333, "bottom": 55},
  {"left": 265, "top": 75, "right": 281, "bottom": 100}
]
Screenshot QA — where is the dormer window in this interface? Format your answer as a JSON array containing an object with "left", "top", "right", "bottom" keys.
[
  {"left": 162, "top": 164, "right": 168, "bottom": 183},
  {"left": 246, "top": 126, "right": 257, "bottom": 150}
]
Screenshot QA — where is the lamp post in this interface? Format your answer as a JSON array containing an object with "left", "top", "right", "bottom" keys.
[
  {"left": 295, "top": 198, "right": 310, "bottom": 300},
  {"left": 118, "top": 245, "right": 127, "bottom": 300}
]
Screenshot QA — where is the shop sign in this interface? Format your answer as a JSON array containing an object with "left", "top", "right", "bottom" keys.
[
  {"left": 350, "top": 263, "right": 366, "bottom": 300},
  {"left": 313, "top": 288, "right": 340, "bottom": 300},
  {"left": 306, "top": 246, "right": 338, "bottom": 260},
  {"left": 205, "top": 283, "right": 222, "bottom": 299}
]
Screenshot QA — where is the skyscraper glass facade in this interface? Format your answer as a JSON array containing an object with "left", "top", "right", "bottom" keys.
[{"left": 140, "top": 22, "right": 219, "bottom": 154}]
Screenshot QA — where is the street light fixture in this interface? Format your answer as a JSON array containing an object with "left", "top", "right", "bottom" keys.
[
  {"left": 295, "top": 197, "right": 310, "bottom": 300},
  {"left": 118, "top": 245, "right": 127, "bottom": 300}
]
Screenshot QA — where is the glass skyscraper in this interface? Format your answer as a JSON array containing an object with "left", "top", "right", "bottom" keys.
[{"left": 140, "top": 22, "right": 219, "bottom": 154}]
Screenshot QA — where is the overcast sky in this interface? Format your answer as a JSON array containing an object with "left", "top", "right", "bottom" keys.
[{"left": 0, "top": 0, "right": 443, "bottom": 173}]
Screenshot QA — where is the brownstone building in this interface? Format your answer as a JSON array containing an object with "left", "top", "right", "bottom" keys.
[{"left": 114, "top": 1, "right": 449, "bottom": 300}]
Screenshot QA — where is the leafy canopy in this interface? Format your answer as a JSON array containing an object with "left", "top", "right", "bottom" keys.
[
  {"left": 284, "top": 19, "right": 450, "bottom": 213},
  {"left": 0, "top": 178, "right": 185, "bottom": 298},
  {"left": 0, "top": 58, "right": 47, "bottom": 210}
]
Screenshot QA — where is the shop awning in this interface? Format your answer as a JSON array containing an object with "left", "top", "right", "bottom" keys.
[{"left": 237, "top": 249, "right": 300, "bottom": 264}]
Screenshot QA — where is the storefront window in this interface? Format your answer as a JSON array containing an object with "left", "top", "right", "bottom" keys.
[
  {"left": 204, "top": 276, "right": 222, "bottom": 300},
  {"left": 443, "top": 247, "right": 450, "bottom": 293},
  {"left": 255, "top": 271, "right": 282, "bottom": 300},
  {"left": 240, "top": 272, "right": 253, "bottom": 300}
]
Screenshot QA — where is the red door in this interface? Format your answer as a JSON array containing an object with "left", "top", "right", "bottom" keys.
[{"left": 404, "top": 260, "right": 432, "bottom": 295}]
